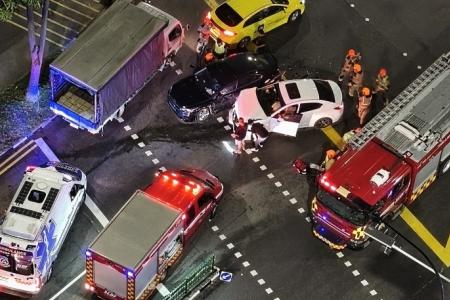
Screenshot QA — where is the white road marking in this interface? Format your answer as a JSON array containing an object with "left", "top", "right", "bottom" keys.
[
  {"left": 0, "top": 143, "right": 37, "bottom": 176},
  {"left": 305, "top": 216, "right": 311, "bottom": 223},
  {"left": 361, "top": 279, "right": 369, "bottom": 286},
  {"left": 49, "top": 270, "right": 86, "bottom": 300},
  {"left": 226, "top": 243, "right": 234, "bottom": 249},
  {"left": 352, "top": 270, "right": 360, "bottom": 276},
  {"left": 298, "top": 208, "right": 305, "bottom": 214},
  {"left": 219, "top": 234, "right": 227, "bottom": 240},
  {"left": 35, "top": 138, "right": 59, "bottom": 161},
  {"left": 131, "top": 134, "right": 139, "bottom": 140},
  {"left": 274, "top": 181, "right": 282, "bottom": 187},
  {"left": 156, "top": 283, "right": 171, "bottom": 296},
  {"left": 282, "top": 190, "right": 290, "bottom": 196},
  {"left": 116, "top": 117, "right": 124, "bottom": 123},
  {"left": 234, "top": 252, "right": 242, "bottom": 258},
  {"left": 138, "top": 142, "right": 145, "bottom": 148},
  {"left": 344, "top": 261, "right": 352, "bottom": 267},
  {"left": 403, "top": 52, "right": 408, "bottom": 56},
  {"left": 250, "top": 270, "right": 258, "bottom": 277},
  {"left": 145, "top": 150, "right": 153, "bottom": 156},
  {"left": 265, "top": 288, "right": 273, "bottom": 294},
  {"left": 152, "top": 158, "right": 160, "bottom": 165},
  {"left": 124, "top": 125, "right": 131, "bottom": 131},
  {"left": 242, "top": 261, "right": 250, "bottom": 267},
  {"left": 365, "top": 17, "right": 370, "bottom": 22},
  {"left": 350, "top": 3, "right": 355, "bottom": 7},
  {"left": 211, "top": 225, "right": 219, "bottom": 231},
  {"left": 245, "top": 149, "right": 253, "bottom": 154},
  {"left": 216, "top": 116, "right": 224, "bottom": 123},
  {"left": 260, "top": 165, "right": 267, "bottom": 170},
  {"left": 274, "top": 298, "right": 280, "bottom": 300},
  {"left": 159, "top": 166, "right": 167, "bottom": 172},
  {"left": 252, "top": 157, "right": 260, "bottom": 162},
  {"left": 222, "top": 141, "right": 235, "bottom": 153},
  {"left": 336, "top": 252, "right": 344, "bottom": 258},
  {"left": 85, "top": 195, "right": 109, "bottom": 227},
  {"left": 370, "top": 290, "right": 378, "bottom": 296},
  {"left": 223, "top": 125, "right": 232, "bottom": 131},
  {"left": 417, "top": 65, "right": 422, "bottom": 69},
  {"left": 257, "top": 279, "right": 265, "bottom": 285},
  {"left": 267, "top": 173, "right": 274, "bottom": 179},
  {"left": 289, "top": 198, "right": 297, "bottom": 204}
]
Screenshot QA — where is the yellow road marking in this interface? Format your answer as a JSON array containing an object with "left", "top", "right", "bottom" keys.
[
  {"left": 0, "top": 140, "right": 34, "bottom": 170},
  {"left": 320, "top": 125, "right": 346, "bottom": 151},
  {"left": 401, "top": 207, "right": 450, "bottom": 267},
  {"left": 6, "top": 20, "right": 64, "bottom": 48},
  {"left": 0, "top": 144, "right": 37, "bottom": 176}
]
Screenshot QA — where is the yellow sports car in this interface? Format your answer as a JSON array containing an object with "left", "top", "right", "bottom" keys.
[{"left": 210, "top": 0, "right": 306, "bottom": 48}]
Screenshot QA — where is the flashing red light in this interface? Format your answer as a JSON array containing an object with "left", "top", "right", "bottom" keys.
[
  {"left": 206, "top": 11, "right": 211, "bottom": 19},
  {"left": 182, "top": 214, "right": 186, "bottom": 220},
  {"left": 223, "top": 30, "right": 236, "bottom": 36},
  {"left": 320, "top": 176, "right": 337, "bottom": 192},
  {"left": 26, "top": 166, "right": 36, "bottom": 173},
  {"left": 163, "top": 175, "right": 169, "bottom": 181},
  {"left": 84, "top": 283, "right": 90, "bottom": 290},
  {"left": 172, "top": 179, "right": 179, "bottom": 186}
]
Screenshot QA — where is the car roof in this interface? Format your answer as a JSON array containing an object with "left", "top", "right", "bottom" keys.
[
  {"left": 226, "top": 0, "right": 273, "bottom": 19},
  {"left": 278, "top": 79, "right": 320, "bottom": 104}
]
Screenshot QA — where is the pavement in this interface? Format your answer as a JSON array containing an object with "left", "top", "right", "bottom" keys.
[{"left": 0, "top": 0, "right": 449, "bottom": 300}]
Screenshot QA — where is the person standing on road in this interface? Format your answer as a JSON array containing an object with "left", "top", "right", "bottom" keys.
[
  {"left": 348, "top": 63, "right": 364, "bottom": 98},
  {"left": 213, "top": 38, "right": 226, "bottom": 60},
  {"left": 338, "top": 48, "right": 361, "bottom": 82},
  {"left": 374, "top": 68, "right": 390, "bottom": 106},
  {"left": 248, "top": 119, "right": 269, "bottom": 150},
  {"left": 231, "top": 118, "right": 247, "bottom": 154},
  {"left": 357, "top": 87, "right": 372, "bottom": 126}
]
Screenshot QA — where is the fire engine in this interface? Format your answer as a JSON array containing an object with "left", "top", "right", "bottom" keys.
[{"left": 311, "top": 51, "right": 450, "bottom": 250}]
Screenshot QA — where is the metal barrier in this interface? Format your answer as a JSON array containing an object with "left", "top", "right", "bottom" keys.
[{"left": 163, "top": 255, "right": 215, "bottom": 300}]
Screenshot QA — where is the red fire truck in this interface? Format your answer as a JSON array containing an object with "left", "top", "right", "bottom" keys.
[
  {"left": 311, "top": 51, "right": 450, "bottom": 250},
  {"left": 85, "top": 168, "right": 223, "bottom": 300}
]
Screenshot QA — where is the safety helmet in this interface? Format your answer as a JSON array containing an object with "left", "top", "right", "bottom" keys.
[
  {"left": 379, "top": 68, "right": 387, "bottom": 77},
  {"left": 205, "top": 52, "right": 214, "bottom": 62},
  {"left": 326, "top": 149, "right": 336, "bottom": 159},
  {"left": 353, "top": 63, "right": 362, "bottom": 73},
  {"left": 361, "top": 87, "right": 371, "bottom": 96},
  {"left": 347, "top": 49, "right": 356, "bottom": 57}
]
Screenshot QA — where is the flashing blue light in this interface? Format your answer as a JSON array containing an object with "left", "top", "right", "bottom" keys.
[
  {"left": 86, "top": 250, "right": 91, "bottom": 257},
  {"left": 127, "top": 271, "right": 134, "bottom": 278},
  {"left": 320, "top": 227, "right": 325, "bottom": 233}
]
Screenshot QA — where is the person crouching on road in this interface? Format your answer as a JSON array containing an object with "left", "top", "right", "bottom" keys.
[
  {"left": 213, "top": 38, "right": 226, "bottom": 60},
  {"left": 248, "top": 119, "right": 269, "bottom": 151},
  {"left": 231, "top": 117, "right": 247, "bottom": 154}
]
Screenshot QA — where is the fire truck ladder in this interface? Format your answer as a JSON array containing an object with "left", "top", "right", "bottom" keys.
[{"left": 349, "top": 51, "right": 450, "bottom": 150}]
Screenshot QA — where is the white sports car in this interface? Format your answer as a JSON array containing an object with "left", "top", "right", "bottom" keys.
[{"left": 229, "top": 79, "right": 344, "bottom": 137}]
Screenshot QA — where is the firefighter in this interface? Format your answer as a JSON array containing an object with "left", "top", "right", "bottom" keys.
[
  {"left": 374, "top": 68, "right": 390, "bottom": 106},
  {"left": 213, "top": 38, "right": 226, "bottom": 60},
  {"left": 348, "top": 63, "right": 364, "bottom": 98},
  {"left": 338, "top": 48, "right": 361, "bottom": 82},
  {"left": 342, "top": 127, "right": 362, "bottom": 144},
  {"left": 357, "top": 87, "right": 372, "bottom": 126},
  {"left": 322, "top": 149, "right": 337, "bottom": 171}
]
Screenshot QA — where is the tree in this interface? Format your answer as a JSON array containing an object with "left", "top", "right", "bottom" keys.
[{"left": 0, "top": 0, "right": 50, "bottom": 102}]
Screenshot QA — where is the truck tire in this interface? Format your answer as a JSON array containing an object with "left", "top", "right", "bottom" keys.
[{"left": 439, "top": 156, "right": 450, "bottom": 176}]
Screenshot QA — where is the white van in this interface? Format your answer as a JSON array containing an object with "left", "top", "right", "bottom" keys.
[{"left": 0, "top": 162, "right": 86, "bottom": 297}]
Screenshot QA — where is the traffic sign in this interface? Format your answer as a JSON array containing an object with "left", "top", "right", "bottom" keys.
[{"left": 219, "top": 271, "right": 233, "bottom": 282}]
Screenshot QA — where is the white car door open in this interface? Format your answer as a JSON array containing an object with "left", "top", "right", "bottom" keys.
[{"left": 269, "top": 117, "right": 299, "bottom": 136}]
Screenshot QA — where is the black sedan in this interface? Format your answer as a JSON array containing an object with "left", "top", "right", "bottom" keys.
[{"left": 168, "top": 52, "right": 279, "bottom": 122}]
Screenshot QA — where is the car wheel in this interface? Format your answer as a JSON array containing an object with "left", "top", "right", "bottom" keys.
[
  {"left": 288, "top": 10, "right": 302, "bottom": 23},
  {"left": 314, "top": 117, "right": 332, "bottom": 128},
  {"left": 209, "top": 204, "right": 218, "bottom": 220},
  {"left": 238, "top": 37, "right": 251, "bottom": 49},
  {"left": 196, "top": 107, "right": 211, "bottom": 122},
  {"left": 439, "top": 156, "right": 450, "bottom": 176}
]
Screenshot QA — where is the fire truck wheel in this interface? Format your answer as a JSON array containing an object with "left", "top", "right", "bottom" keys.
[
  {"left": 439, "top": 157, "right": 450, "bottom": 176},
  {"left": 348, "top": 238, "right": 371, "bottom": 250}
]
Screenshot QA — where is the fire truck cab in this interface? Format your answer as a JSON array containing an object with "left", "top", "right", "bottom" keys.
[{"left": 311, "top": 51, "right": 450, "bottom": 250}]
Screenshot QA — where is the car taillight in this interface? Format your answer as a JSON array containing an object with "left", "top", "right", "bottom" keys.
[
  {"left": 223, "top": 30, "right": 236, "bottom": 36},
  {"left": 26, "top": 166, "right": 36, "bottom": 173}
]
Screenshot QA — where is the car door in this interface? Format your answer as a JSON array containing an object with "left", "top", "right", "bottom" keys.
[
  {"left": 268, "top": 104, "right": 301, "bottom": 136},
  {"left": 214, "top": 80, "right": 238, "bottom": 112},
  {"left": 298, "top": 102, "right": 323, "bottom": 128},
  {"left": 263, "top": 5, "right": 287, "bottom": 32},
  {"left": 243, "top": 9, "right": 267, "bottom": 39}
]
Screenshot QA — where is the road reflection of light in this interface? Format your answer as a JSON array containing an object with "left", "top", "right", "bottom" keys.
[{"left": 222, "top": 141, "right": 234, "bottom": 153}]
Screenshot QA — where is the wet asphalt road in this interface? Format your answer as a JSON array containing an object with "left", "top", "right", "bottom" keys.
[{"left": 0, "top": 0, "right": 450, "bottom": 299}]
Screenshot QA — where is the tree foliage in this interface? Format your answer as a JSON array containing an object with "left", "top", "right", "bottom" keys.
[{"left": 0, "top": 0, "right": 41, "bottom": 21}]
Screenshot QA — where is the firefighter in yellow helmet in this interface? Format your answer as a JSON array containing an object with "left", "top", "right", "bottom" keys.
[{"left": 339, "top": 48, "right": 361, "bottom": 82}]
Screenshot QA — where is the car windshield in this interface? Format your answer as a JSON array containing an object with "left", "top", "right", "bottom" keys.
[
  {"left": 313, "top": 80, "right": 335, "bottom": 102},
  {"left": 256, "top": 83, "right": 285, "bottom": 116},
  {"left": 215, "top": 3, "right": 243, "bottom": 27},
  {"left": 195, "top": 68, "right": 221, "bottom": 96},
  {"left": 316, "top": 188, "right": 369, "bottom": 226},
  {"left": 0, "top": 246, "right": 34, "bottom": 276}
]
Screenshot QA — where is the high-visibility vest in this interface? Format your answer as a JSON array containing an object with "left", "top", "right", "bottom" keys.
[{"left": 214, "top": 42, "right": 225, "bottom": 55}]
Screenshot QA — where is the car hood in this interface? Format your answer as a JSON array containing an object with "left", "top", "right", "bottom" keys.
[
  {"left": 169, "top": 76, "right": 212, "bottom": 108},
  {"left": 234, "top": 88, "right": 267, "bottom": 121}
]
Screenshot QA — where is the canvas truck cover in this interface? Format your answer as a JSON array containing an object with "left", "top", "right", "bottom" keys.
[
  {"left": 89, "top": 190, "right": 180, "bottom": 270},
  {"left": 50, "top": 0, "right": 168, "bottom": 125}
]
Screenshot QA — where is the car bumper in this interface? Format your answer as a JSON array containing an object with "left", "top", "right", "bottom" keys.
[
  {"left": 167, "top": 97, "right": 195, "bottom": 123},
  {"left": 0, "top": 275, "right": 42, "bottom": 297}
]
